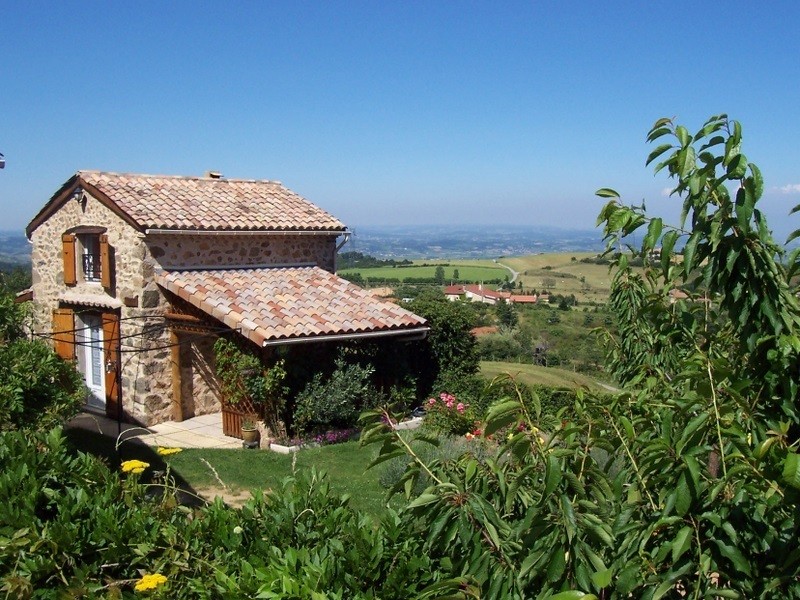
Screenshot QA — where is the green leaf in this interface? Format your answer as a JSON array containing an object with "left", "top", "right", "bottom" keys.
[
  {"left": 619, "top": 416, "right": 634, "bottom": 440},
  {"left": 367, "top": 449, "right": 408, "bottom": 469},
  {"left": 643, "top": 218, "right": 663, "bottom": 251},
  {"left": 676, "top": 146, "right": 696, "bottom": 178},
  {"left": 661, "top": 230, "right": 678, "bottom": 273},
  {"left": 547, "top": 592, "right": 598, "bottom": 600},
  {"left": 646, "top": 127, "right": 671, "bottom": 142},
  {"left": 484, "top": 400, "right": 522, "bottom": 436},
  {"left": 671, "top": 526, "right": 693, "bottom": 563},
  {"left": 650, "top": 117, "right": 672, "bottom": 131},
  {"left": 407, "top": 493, "right": 440, "bottom": 509},
  {"left": 713, "top": 540, "right": 752, "bottom": 576},
  {"left": 595, "top": 188, "right": 620, "bottom": 199},
  {"left": 682, "top": 231, "right": 701, "bottom": 273},
  {"left": 748, "top": 162, "right": 763, "bottom": 198},
  {"left": 675, "top": 472, "right": 691, "bottom": 516},
  {"left": 782, "top": 453, "right": 800, "bottom": 490},
  {"left": 590, "top": 568, "right": 612, "bottom": 590},
  {"left": 544, "top": 454, "right": 560, "bottom": 496},
  {"left": 699, "top": 135, "right": 725, "bottom": 151},
  {"left": 675, "top": 125, "right": 690, "bottom": 147},
  {"left": 546, "top": 545, "right": 566, "bottom": 582},
  {"left": 645, "top": 144, "right": 673, "bottom": 167}
]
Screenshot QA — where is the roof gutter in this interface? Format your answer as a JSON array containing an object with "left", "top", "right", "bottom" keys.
[
  {"left": 144, "top": 228, "right": 348, "bottom": 237},
  {"left": 336, "top": 230, "right": 351, "bottom": 252},
  {"left": 261, "top": 326, "right": 430, "bottom": 347}
]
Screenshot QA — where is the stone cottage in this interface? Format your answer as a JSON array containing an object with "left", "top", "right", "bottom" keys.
[{"left": 26, "top": 171, "right": 428, "bottom": 427}]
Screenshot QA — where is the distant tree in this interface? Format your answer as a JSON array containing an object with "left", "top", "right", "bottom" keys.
[
  {"left": 0, "top": 266, "right": 31, "bottom": 294},
  {"left": 434, "top": 265, "right": 445, "bottom": 285},
  {"left": 495, "top": 300, "right": 518, "bottom": 328},
  {"left": 453, "top": 268, "right": 459, "bottom": 281},
  {"left": 408, "top": 290, "right": 479, "bottom": 398}
]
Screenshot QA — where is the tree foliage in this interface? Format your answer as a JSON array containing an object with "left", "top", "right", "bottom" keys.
[
  {"left": 363, "top": 115, "right": 800, "bottom": 598},
  {"left": 0, "top": 291, "right": 83, "bottom": 431},
  {"left": 408, "top": 290, "right": 480, "bottom": 398}
]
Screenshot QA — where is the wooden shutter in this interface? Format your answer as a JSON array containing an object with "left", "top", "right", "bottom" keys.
[
  {"left": 62, "top": 233, "right": 77, "bottom": 285},
  {"left": 100, "top": 234, "right": 113, "bottom": 289},
  {"left": 102, "top": 311, "right": 121, "bottom": 417},
  {"left": 52, "top": 308, "right": 75, "bottom": 360}
]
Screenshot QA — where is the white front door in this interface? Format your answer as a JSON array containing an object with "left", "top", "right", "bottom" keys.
[{"left": 78, "top": 314, "right": 106, "bottom": 411}]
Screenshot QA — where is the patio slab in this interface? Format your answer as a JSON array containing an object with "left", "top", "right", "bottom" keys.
[{"left": 67, "top": 412, "right": 243, "bottom": 449}]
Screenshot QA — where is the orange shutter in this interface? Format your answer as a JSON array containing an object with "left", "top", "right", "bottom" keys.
[
  {"left": 102, "top": 311, "right": 121, "bottom": 417},
  {"left": 62, "top": 234, "right": 77, "bottom": 285},
  {"left": 52, "top": 308, "right": 75, "bottom": 360},
  {"left": 100, "top": 234, "right": 113, "bottom": 289}
]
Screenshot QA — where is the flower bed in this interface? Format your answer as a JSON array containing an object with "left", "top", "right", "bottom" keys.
[{"left": 267, "top": 428, "right": 359, "bottom": 453}]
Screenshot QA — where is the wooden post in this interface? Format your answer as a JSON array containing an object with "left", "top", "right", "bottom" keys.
[{"left": 170, "top": 329, "right": 184, "bottom": 422}]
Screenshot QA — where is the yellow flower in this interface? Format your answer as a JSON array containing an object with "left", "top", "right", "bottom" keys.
[
  {"left": 121, "top": 459, "right": 150, "bottom": 474},
  {"left": 156, "top": 447, "right": 182, "bottom": 456},
  {"left": 134, "top": 573, "right": 167, "bottom": 592}
]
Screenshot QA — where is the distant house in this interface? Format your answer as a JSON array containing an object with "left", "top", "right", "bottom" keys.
[
  {"left": 445, "top": 284, "right": 537, "bottom": 306},
  {"left": 26, "top": 171, "right": 428, "bottom": 426}
]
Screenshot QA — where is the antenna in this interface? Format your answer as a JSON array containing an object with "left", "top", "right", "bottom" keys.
[{"left": 0, "top": 152, "right": 5, "bottom": 169}]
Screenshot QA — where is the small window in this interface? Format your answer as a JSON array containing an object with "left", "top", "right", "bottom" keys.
[{"left": 79, "top": 234, "right": 102, "bottom": 283}]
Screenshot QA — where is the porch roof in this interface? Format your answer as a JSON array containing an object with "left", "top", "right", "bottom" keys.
[{"left": 156, "top": 266, "right": 428, "bottom": 346}]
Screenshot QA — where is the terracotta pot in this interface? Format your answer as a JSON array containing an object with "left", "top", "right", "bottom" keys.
[{"left": 241, "top": 428, "right": 260, "bottom": 444}]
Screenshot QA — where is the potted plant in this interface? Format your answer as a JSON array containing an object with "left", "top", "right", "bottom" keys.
[
  {"left": 240, "top": 414, "right": 260, "bottom": 444},
  {"left": 213, "top": 339, "right": 289, "bottom": 439}
]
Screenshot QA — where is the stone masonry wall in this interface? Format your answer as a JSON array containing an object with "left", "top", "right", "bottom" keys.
[
  {"left": 146, "top": 234, "right": 338, "bottom": 272},
  {"left": 29, "top": 192, "right": 174, "bottom": 425},
  {"left": 30, "top": 188, "right": 341, "bottom": 425}
]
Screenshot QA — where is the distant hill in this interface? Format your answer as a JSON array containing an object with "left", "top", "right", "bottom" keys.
[
  {"left": 0, "top": 225, "right": 606, "bottom": 266},
  {"left": 347, "top": 225, "right": 604, "bottom": 259},
  {"left": 0, "top": 231, "right": 30, "bottom": 266}
]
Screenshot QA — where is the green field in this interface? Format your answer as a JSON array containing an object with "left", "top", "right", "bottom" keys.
[
  {"left": 480, "top": 360, "right": 609, "bottom": 391},
  {"left": 337, "top": 253, "right": 620, "bottom": 303},
  {"left": 338, "top": 262, "right": 508, "bottom": 282},
  {"left": 502, "top": 252, "right": 615, "bottom": 304}
]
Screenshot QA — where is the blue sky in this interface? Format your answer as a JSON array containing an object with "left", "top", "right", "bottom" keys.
[{"left": 2, "top": 1, "right": 799, "bottom": 240}]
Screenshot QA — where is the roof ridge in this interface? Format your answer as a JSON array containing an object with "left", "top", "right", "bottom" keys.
[{"left": 78, "top": 170, "right": 283, "bottom": 185}]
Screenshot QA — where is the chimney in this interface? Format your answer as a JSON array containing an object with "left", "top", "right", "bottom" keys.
[{"left": 205, "top": 171, "right": 223, "bottom": 179}]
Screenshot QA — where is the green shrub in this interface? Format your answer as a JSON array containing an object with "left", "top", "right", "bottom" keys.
[
  {"left": 0, "top": 292, "right": 83, "bottom": 431},
  {"left": 1, "top": 428, "right": 446, "bottom": 598},
  {"left": 294, "top": 357, "right": 377, "bottom": 432}
]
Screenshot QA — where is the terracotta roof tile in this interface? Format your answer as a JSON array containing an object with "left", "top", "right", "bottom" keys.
[
  {"left": 156, "top": 266, "right": 428, "bottom": 346},
  {"left": 77, "top": 171, "right": 346, "bottom": 231}
]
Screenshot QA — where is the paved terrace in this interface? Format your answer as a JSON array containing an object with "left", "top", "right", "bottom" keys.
[{"left": 67, "top": 412, "right": 242, "bottom": 449}]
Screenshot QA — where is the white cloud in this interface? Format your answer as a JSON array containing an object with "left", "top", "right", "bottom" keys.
[
  {"left": 661, "top": 187, "right": 673, "bottom": 197},
  {"left": 779, "top": 184, "right": 800, "bottom": 194}
]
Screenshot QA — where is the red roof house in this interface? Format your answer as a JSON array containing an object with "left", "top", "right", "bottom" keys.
[{"left": 26, "top": 171, "right": 428, "bottom": 427}]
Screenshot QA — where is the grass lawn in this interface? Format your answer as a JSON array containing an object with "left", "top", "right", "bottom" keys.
[
  {"left": 481, "top": 360, "right": 609, "bottom": 391},
  {"left": 63, "top": 426, "right": 392, "bottom": 516},
  {"left": 164, "top": 441, "right": 392, "bottom": 515}
]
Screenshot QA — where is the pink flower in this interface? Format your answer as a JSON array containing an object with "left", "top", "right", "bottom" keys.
[
  {"left": 456, "top": 403, "right": 465, "bottom": 413},
  {"left": 427, "top": 398, "right": 436, "bottom": 406},
  {"left": 445, "top": 399, "right": 455, "bottom": 409}
]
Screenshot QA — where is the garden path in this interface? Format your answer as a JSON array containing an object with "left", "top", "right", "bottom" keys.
[{"left": 67, "top": 412, "right": 242, "bottom": 449}]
